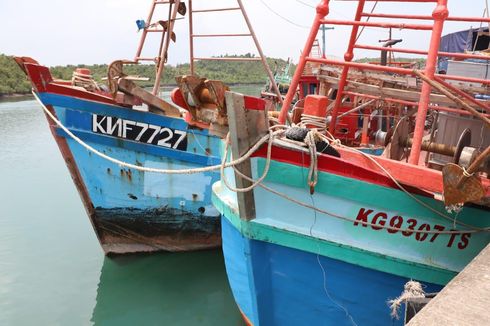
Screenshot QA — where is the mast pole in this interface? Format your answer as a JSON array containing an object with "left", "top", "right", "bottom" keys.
[
  {"left": 189, "top": 0, "right": 195, "bottom": 74},
  {"left": 279, "top": 0, "right": 330, "bottom": 124},
  {"left": 237, "top": 0, "right": 283, "bottom": 105},
  {"left": 328, "top": 0, "right": 366, "bottom": 134},
  {"left": 135, "top": 0, "right": 158, "bottom": 61},
  {"left": 152, "top": 0, "right": 181, "bottom": 95},
  {"left": 408, "top": 0, "right": 448, "bottom": 165}
]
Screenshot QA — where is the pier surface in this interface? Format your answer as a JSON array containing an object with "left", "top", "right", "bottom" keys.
[{"left": 408, "top": 243, "right": 490, "bottom": 325}]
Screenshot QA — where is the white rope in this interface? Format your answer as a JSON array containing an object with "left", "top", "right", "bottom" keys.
[
  {"left": 299, "top": 114, "right": 327, "bottom": 131},
  {"left": 388, "top": 280, "right": 425, "bottom": 320},
  {"left": 34, "top": 90, "right": 488, "bottom": 233},
  {"left": 462, "top": 167, "right": 475, "bottom": 178},
  {"left": 72, "top": 71, "right": 100, "bottom": 91},
  {"left": 220, "top": 129, "right": 285, "bottom": 193},
  {"left": 304, "top": 130, "right": 320, "bottom": 191},
  {"left": 32, "top": 91, "right": 271, "bottom": 175}
]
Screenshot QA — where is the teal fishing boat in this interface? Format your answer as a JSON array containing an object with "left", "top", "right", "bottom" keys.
[{"left": 213, "top": 0, "right": 490, "bottom": 324}]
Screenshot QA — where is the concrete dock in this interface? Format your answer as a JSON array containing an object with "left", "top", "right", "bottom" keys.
[{"left": 408, "top": 243, "right": 490, "bottom": 325}]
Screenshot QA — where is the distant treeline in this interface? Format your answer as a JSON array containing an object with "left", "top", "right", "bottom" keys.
[
  {"left": 0, "top": 53, "right": 294, "bottom": 96},
  {"left": 0, "top": 54, "right": 33, "bottom": 95}
]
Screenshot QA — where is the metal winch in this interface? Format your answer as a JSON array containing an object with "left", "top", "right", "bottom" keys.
[{"left": 386, "top": 117, "right": 488, "bottom": 173}]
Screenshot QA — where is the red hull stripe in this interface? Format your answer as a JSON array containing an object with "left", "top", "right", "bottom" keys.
[
  {"left": 24, "top": 63, "right": 119, "bottom": 106},
  {"left": 252, "top": 145, "right": 432, "bottom": 197}
]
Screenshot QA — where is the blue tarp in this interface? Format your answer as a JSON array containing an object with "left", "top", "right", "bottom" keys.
[{"left": 438, "top": 28, "right": 489, "bottom": 72}]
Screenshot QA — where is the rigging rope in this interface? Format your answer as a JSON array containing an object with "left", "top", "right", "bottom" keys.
[
  {"left": 33, "top": 90, "right": 488, "bottom": 234},
  {"left": 258, "top": 0, "right": 310, "bottom": 29},
  {"left": 33, "top": 91, "right": 273, "bottom": 175},
  {"left": 229, "top": 150, "right": 486, "bottom": 235}
]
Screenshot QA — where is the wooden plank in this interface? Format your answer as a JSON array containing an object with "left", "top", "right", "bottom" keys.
[
  {"left": 318, "top": 75, "right": 485, "bottom": 109},
  {"left": 226, "top": 92, "right": 256, "bottom": 221},
  {"left": 117, "top": 78, "right": 182, "bottom": 117},
  {"left": 225, "top": 91, "right": 269, "bottom": 221}
]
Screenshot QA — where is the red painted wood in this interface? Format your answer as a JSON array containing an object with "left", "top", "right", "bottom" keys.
[
  {"left": 252, "top": 144, "right": 490, "bottom": 198},
  {"left": 23, "top": 63, "right": 119, "bottom": 106},
  {"left": 252, "top": 144, "right": 432, "bottom": 197},
  {"left": 243, "top": 95, "right": 266, "bottom": 111}
]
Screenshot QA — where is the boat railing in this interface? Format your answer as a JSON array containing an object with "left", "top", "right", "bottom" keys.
[{"left": 279, "top": 0, "right": 490, "bottom": 165}]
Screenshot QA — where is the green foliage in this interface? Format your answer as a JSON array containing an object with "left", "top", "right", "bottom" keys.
[
  {"left": 0, "top": 54, "right": 294, "bottom": 96},
  {"left": 0, "top": 54, "right": 32, "bottom": 95}
]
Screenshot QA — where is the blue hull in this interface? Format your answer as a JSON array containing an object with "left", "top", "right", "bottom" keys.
[
  {"left": 38, "top": 92, "right": 223, "bottom": 254},
  {"left": 222, "top": 217, "right": 442, "bottom": 325}
]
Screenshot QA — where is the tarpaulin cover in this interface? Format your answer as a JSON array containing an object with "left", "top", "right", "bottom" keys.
[{"left": 438, "top": 28, "right": 489, "bottom": 72}]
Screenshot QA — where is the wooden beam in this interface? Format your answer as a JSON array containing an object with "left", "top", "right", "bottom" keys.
[
  {"left": 318, "top": 75, "right": 484, "bottom": 109},
  {"left": 118, "top": 78, "right": 182, "bottom": 117}
]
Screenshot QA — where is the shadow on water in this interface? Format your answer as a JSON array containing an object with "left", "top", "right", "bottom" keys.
[{"left": 91, "top": 250, "right": 244, "bottom": 326}]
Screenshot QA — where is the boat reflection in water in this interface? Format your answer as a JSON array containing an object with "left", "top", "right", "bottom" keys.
[{"left": 91, "top": 250, "right": 243, "bottom": 325}]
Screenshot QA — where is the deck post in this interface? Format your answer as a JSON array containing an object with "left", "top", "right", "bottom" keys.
[{"left": 225, "top": 92, "right": 269, "bottom": 221}]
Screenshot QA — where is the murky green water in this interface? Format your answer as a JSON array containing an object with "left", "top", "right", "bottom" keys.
[{"left": 0, "top": 86, "right": 258, "bottom": 325}]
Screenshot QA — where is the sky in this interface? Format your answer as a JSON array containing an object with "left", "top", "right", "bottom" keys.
[{"left": 0, "top": 0, "right": 486, "bottom": 67}]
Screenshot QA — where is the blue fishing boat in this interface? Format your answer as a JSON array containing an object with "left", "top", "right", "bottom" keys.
[
  {"left": 16, "top": 57, "right": 223, "bottom": 254},
  {"left": 213, "top": 0, "right": 490, "bottom": 324},
  {"left": 15, "top": 0, "right": 282, "bottom": 254}
]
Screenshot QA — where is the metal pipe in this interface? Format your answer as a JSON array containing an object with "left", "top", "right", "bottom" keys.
[
  {"left": 279, "top": 0, "right": 330, "bottom": 124},
  {"left": 415, "top": 71, "right": 490, "bottom": 128},
  {"left": 152, "top": 0, "right": 181, "bottom": 95},
  {"left": 329, "top": 0, "right": 367, "bottom": 134},
  {"left": 135, "top": 0, "right": 158, "bottom": 61},
  {"left": 433, "top": 75, "right": 490, "bottom": 113},
  {"left": 342, "top": 91, "right": 490, "bottom": 117},
  {"left": 361, "top": 12, "right": 490, "bottom": 23},
  {"left": 320, "top": 19, "right": 433, "bottom": 30},
  {"left": 355, "top": 44, "right": 490, "bottom": 61},
  {"left": 337, "top": 99, "right": 376, "bottom": 119},
  {"left": 409, "top": 0, "right": 449, "bottom": 165},
  {"left": 308, "top": 56, "right": 490, "bottom": 85},
  {"left": 189, "top": 0, "right": 194, "bottom": 74},
  {"left": 407, "top": 138, "right": 456, "bottom": 156}
]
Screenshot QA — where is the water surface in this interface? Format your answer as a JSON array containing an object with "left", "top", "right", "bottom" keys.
[{"left": 0, "top": 94, "right": 248, "bottom": 325}]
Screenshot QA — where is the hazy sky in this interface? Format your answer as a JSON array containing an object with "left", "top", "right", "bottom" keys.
[{"left": 0, "top": 0, "right": 486, "bottom": 67}]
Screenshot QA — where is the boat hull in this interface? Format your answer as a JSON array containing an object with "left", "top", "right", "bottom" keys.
[
  {"left": 221, "top": 216, "right": 441, "bottom": 326},
  {"left": 213, "top": 150, "right": 490, "bottom": 325},
  {"left": 46, "top": 92, "right": 222, "bottom": 254},
  {"left": 19, "top": 60, "right": 224, "bottom": 254}
]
